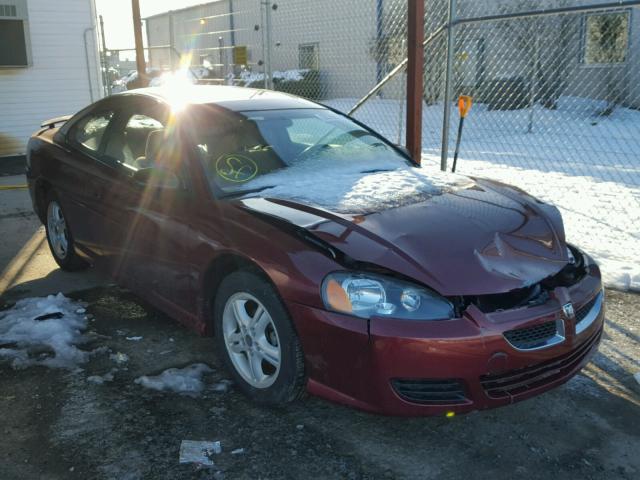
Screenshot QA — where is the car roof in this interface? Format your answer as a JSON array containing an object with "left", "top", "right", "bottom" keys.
[{"left": 117, "top": 85, "right": 324, "bottom": 112}]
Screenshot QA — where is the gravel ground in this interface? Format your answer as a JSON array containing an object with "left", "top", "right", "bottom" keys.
[{"left": 0, "top": 286, "right": 638, "bottom": 480}]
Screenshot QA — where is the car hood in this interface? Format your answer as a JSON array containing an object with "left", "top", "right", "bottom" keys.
[{"left": 237, "top": 178, "right": 570, "bottom": 296}]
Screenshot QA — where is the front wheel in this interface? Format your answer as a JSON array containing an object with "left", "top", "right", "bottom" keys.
[
  {"left": 214, "top": 271, "right": 306, "bottom": 404},
  {"left": 44, "top": 192, "right": 87, "bottom": 271}
]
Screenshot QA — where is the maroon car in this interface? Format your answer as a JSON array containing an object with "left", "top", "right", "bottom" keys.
[{"left": 26, "top": 86, "right": 604, "bottom": 415}]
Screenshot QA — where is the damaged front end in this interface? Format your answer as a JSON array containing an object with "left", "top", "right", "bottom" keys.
[{"left": 454, "top": 244, "right": 591, "bottom": 316}]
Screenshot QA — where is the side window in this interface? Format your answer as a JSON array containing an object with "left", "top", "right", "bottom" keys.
[
  {"left": 104, "top": 112, "right": 165, "bottom": 169},
  {"left": 70, "top": 111, "right": 114, "bottom": 153}
]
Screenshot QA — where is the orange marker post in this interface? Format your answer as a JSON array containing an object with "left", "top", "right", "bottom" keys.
[{"left": 452, "top": 95, "right": 473, "bottom": 173}]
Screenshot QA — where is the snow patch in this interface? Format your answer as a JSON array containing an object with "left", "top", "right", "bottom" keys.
[
  {"left": 240, "top": 68, "right": 309, "bottom": 84},
  {"left": 109, "top": 352, "right": 129, "bottom": 365},
  {"left": 135, "top": 363, "right": 213, "bottom": 395},
  {"left": 240, "top": 155, "right": 472, "bottom": 213},
  {"left": 0, "top": 294, "right": 89, "bottom": 369},
  {"left": 87, "top": 369, "right": 116, "bottom": 385}
]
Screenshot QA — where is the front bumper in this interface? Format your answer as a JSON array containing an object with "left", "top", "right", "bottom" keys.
[{"left": 288, "top": 269, "right": 604, "bottom": 416}]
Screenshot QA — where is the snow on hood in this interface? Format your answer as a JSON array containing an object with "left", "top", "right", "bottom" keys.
[
  {"left": 0, "top": 294, "right": 90, "bottom": 369},
  {"left": 237, "top": 154, "right": 474, "bottom": 214}
]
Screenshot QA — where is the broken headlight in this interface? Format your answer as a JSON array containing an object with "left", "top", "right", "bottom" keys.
[{"left": 321, "top": 272, "right": 454, "bottom": 320}]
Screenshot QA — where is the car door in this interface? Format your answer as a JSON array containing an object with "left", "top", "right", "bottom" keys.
[
  {"left": 97, "top": 99, "right": 196, "bottom": 315},
  {"left": 53, "top": 105, "right": 119, "bottom": 254}
]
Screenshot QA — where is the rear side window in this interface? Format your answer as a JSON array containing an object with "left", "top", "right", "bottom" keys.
[
  {"left": 70, "top": 112, "right": 114, "bottom": 153},
  {"left": 103, "top": 112, "right": 166, "bottom": 169}
]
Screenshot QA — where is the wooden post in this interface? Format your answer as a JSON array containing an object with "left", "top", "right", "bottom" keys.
[
  {"left": 406, "top": 0, "right": 424, "bottom": 164},
  {"left": 132, "top": 0, "right": 146, "bottom": 87}
]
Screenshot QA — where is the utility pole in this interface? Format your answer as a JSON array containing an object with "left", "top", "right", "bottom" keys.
[
  {"left": 406, "top": 0, "right": 424, "bottom": 164},
  {"left": 132, "top": 0, "right": 146, "bottom": 88}
]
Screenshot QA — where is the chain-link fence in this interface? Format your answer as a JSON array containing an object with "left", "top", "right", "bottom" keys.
[{"left": 104, "top": 0, "right": 640, "bottom": 289}]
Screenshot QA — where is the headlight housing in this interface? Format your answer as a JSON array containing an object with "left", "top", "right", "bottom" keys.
[{"left": 321, "top": 272, "right": 454, "bottom": 320}]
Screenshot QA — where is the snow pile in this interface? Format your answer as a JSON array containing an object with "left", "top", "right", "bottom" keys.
[
  {"left": 135, "top": 363, "right": 213, "bottom": 395},
  {"left": 240, "top": 154, "right": 473, "bottom": 213},
  {"left": 240, "top": 68, "right": 309, "bottom": 85},
  {"left": 0, "top": 294, "right": 89, "bottom": 369}
]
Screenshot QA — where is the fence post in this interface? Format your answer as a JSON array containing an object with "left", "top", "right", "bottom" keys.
[
  {"left": 398, "top": 39, "right": 407, "bottom": 145},
  {"left": 169, "top": 12, "right": 175, "bottom": 71},
  {"left": 440, "top": 0, "right": 456, "bottom": 171},
  {"left": 131, "top": 0, "right": 146, "bottom": 85},
  {"left": 406, "top": 0, "right": 425, "bottom": 164},
  {"left": 264, "top": 0, "right": 274, "bottom": 89}
]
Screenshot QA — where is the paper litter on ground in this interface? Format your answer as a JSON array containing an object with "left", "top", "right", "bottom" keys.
[{"left": 179, "top": 440, "right": 222, "bottom": 466}]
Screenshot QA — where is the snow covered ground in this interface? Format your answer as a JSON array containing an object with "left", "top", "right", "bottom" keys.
[{"left": 327, "top": 97, "right": 640, "bottom": 291}]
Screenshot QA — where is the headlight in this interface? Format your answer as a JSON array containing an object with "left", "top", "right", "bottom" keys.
[{"left": 321, "top": 272, "right": 454, "bottom": 320}]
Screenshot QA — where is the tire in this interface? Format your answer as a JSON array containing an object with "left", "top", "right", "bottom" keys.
[
  {"left": 213, "top": 271, "right": 306, "bottom": 404},
  {"left": 44, "top": 191, "right": 87, "bottom": 271}
]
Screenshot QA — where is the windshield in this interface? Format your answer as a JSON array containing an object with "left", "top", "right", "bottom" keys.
[{"left": 191, "top": 108, "right": 411, "bottom": 196}]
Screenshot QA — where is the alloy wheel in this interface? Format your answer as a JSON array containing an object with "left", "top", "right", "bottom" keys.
[
  {"left": 222, "top": 292, "right": 282, "bottom": 388},
  {"left": 47, "top": 201, "right": 68, "bottom": 260}
]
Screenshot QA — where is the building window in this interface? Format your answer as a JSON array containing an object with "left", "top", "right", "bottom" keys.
[
  {"left": 0, "top": 1, "right": 30, "bottom": 67},
  {"left": 299, "top": 43, "right": 319, "bottom": 70},
  {"left": 583, "top": 11, "right": 629, "bottom": 65},
  {"left": 0, "top": 4, "right": 17, "bottom": 16}
]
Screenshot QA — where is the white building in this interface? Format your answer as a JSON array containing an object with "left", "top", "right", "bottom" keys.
[{"left": 0, "top": 0, "right": 103, "bottom": 157}]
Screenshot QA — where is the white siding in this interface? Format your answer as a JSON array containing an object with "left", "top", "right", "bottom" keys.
[{"left": 0, "top": 0, "right": 103, "bottom": 156}]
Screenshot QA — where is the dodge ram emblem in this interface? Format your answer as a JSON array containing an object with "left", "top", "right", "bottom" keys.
[{"left": 562, "top": 302, "right": 575, "bottom": 319}]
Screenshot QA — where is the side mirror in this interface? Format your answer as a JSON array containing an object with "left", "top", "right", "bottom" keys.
[{"left": 132, "top": 167, "right": 181, "bottom": 189}]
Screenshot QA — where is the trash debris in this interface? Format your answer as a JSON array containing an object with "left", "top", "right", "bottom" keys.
[
  {"left": 179, "top": 440, "right": 221, "bottom": 466},
  {"left": 231, "top": 448, "right": 245, "bottom": 455},
  {"left": 135, "top": 363, "right": 213, "bottom": 394},
  {"left": 109, "top": 352, "right": 129, "bottom": 364},
  {"left": 34, "top": 312, "right": 64, "bottom": 321},
  {"left": 75, "top": 308, "right": 86, "bottom": 314},
  {"left": 634, "top": 372, "right": 640, "bottom": 385},
  {"left": 125, "top": 336, "right": 143, "bottom": 341},
  {"left": 296, "top": 424, "right": 304, "bottom": 431},
  {"left": 0, "top": 294, "right": 89, "bottom": 369}
]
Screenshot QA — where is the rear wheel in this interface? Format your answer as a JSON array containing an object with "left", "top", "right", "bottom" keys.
[
  {"left": 214, "top": 271, "right": 306, "bottom": 404},
  {"left": 44, "top": 192, "right": 87, "bottom": 271}
]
